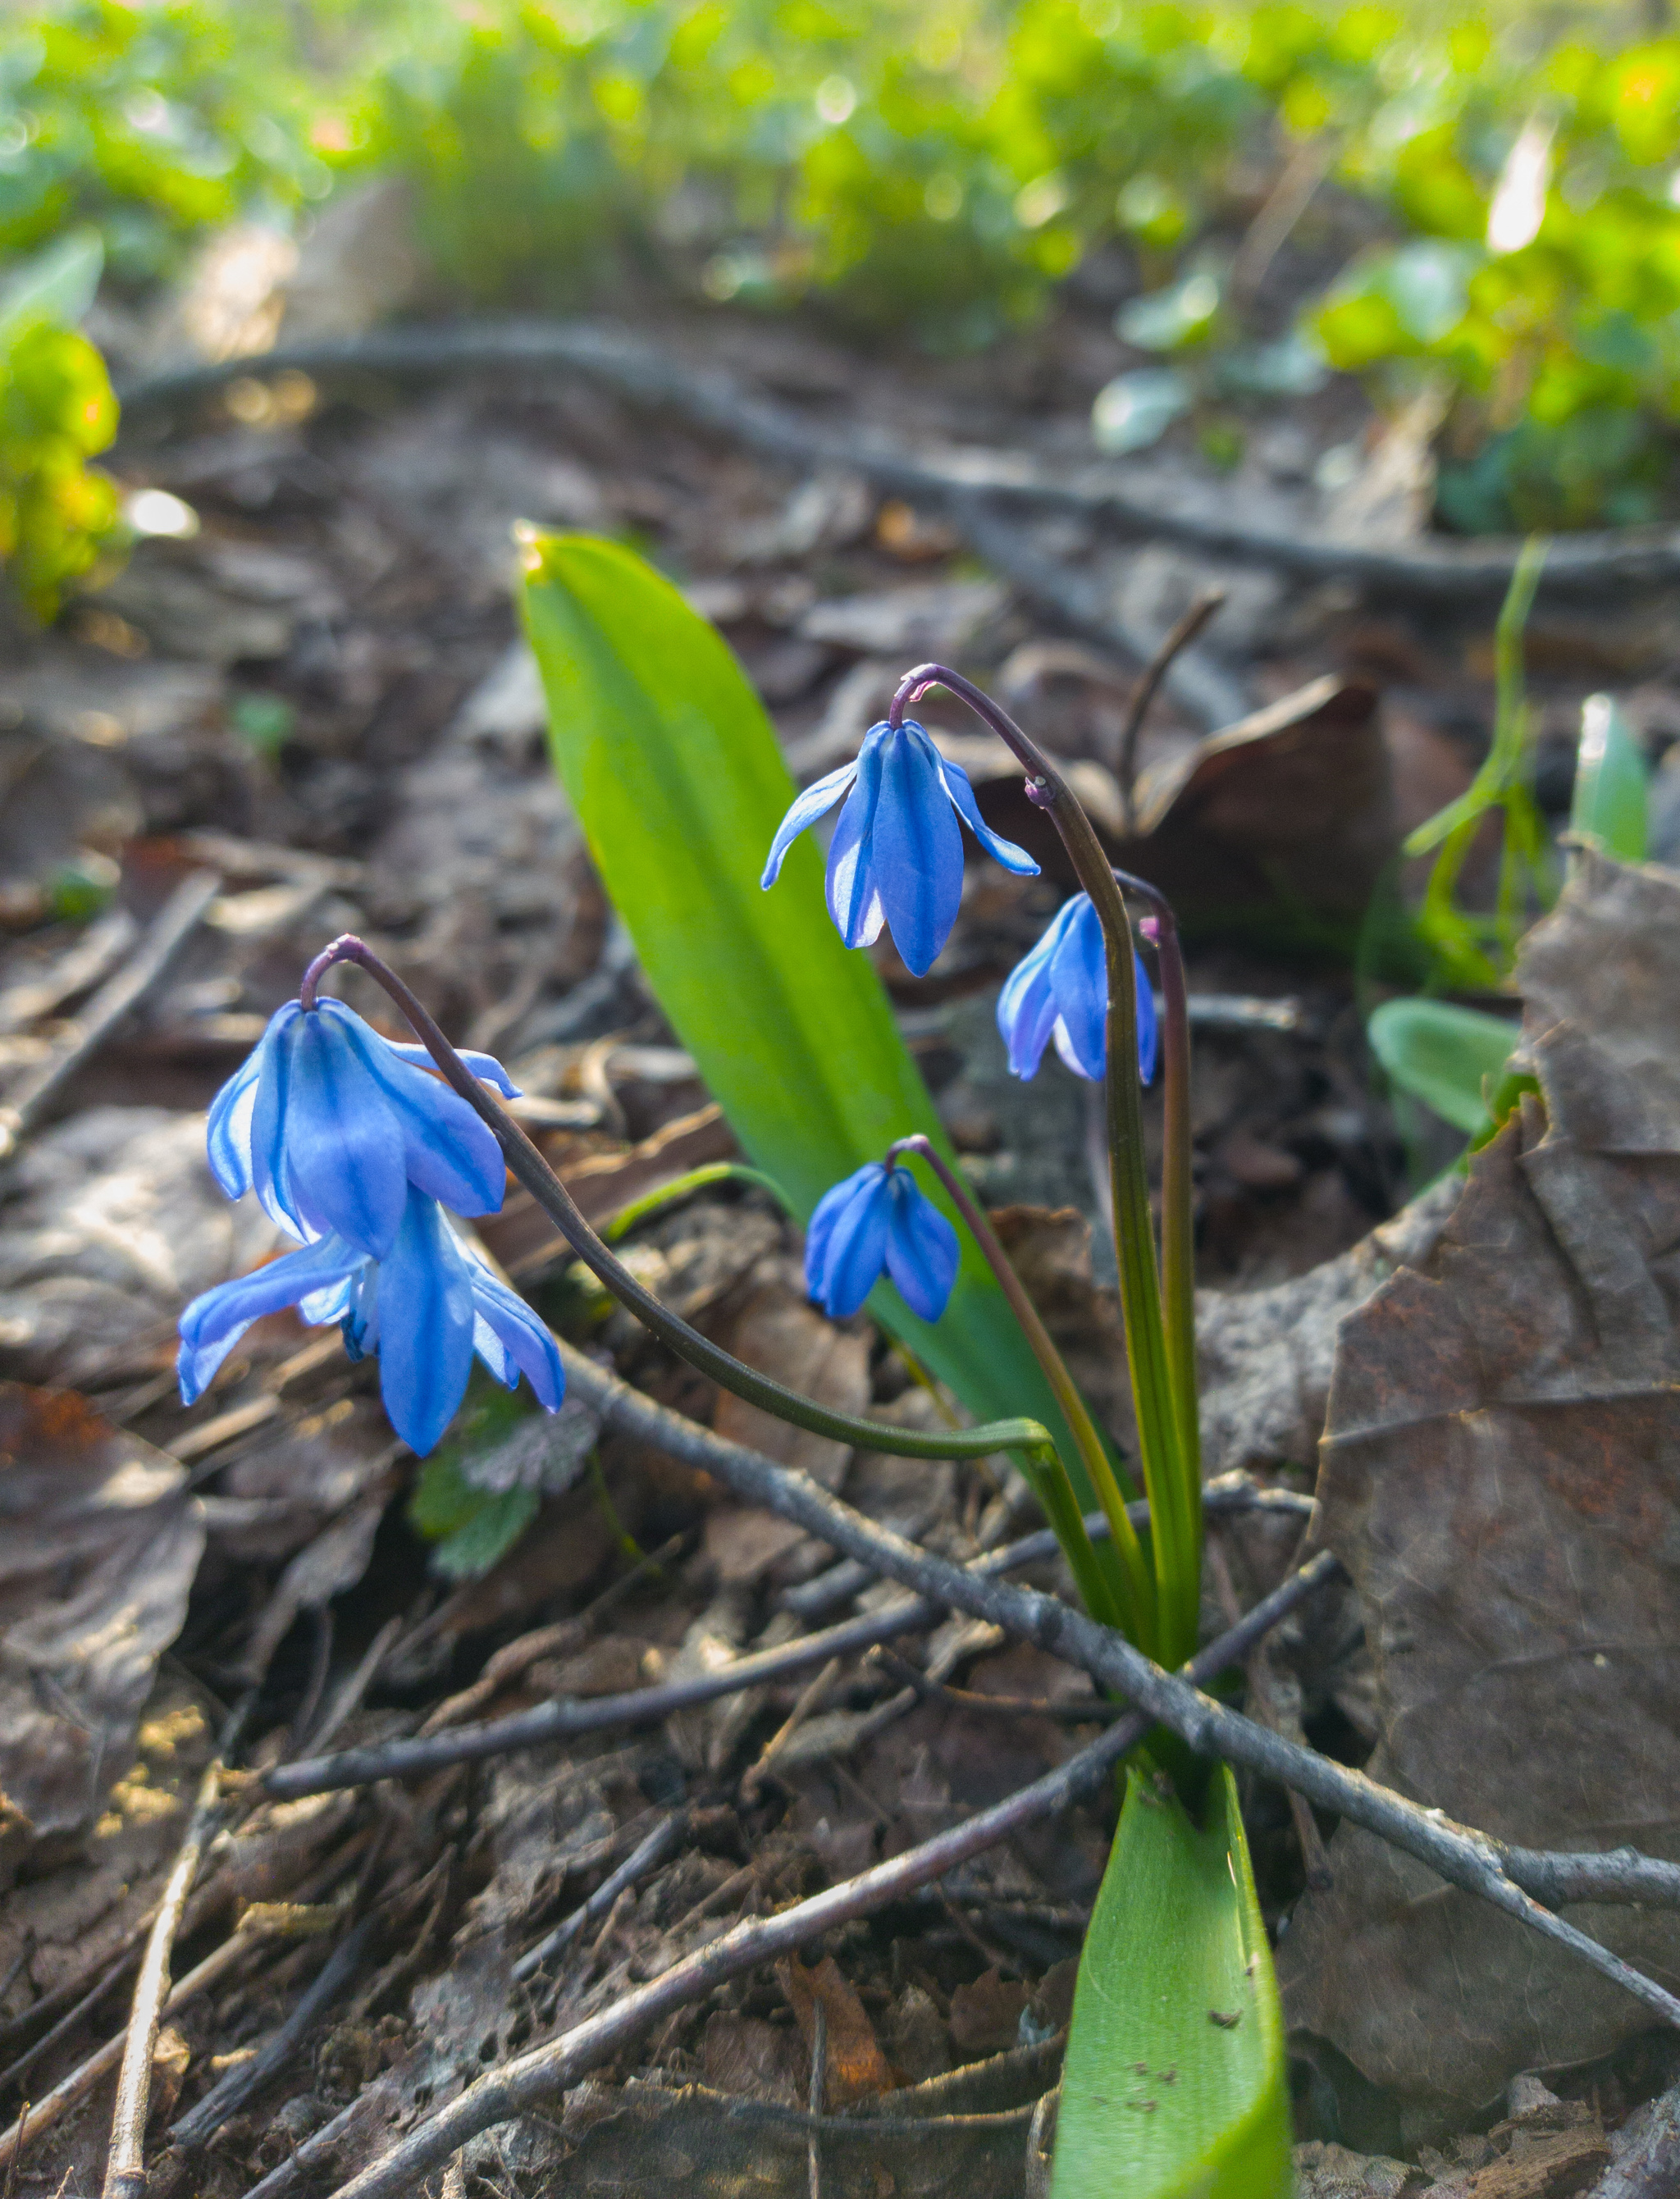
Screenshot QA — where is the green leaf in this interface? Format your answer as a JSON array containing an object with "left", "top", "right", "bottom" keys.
[
  {"left": 1367, "top": 997, "right": 1518, "bottom": 1135},
  {"left": 518, "top": 530, "right": 1085, "bottom": 1454},
  {"left": 1051, "top": 1765, "right": 1293, "bottom": 2199},
  {"left": 409, "top": 1453, "right": 541, "bottom": 1581},
  {"left": 0, "top": 229, "right": 104, "bottom": 343},
  {"left": 1571, "top": 694, "right": 1648, "bottom": 862}
]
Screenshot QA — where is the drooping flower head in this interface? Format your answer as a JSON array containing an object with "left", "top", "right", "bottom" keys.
[
  {"left": 178, "top": 1187, "right": 564, "bottom": 1456},
  {"left": 997, "top": 893, "right": 1157, "bottom": 1084},
  {"left": 763, "top": 718, "right": 1039, "bottom": 978},
  {"left": 208, "top": 998, "right": 518, "bottom": 1257},
  {"left": 805, "top": 1160, "right": 959, "bottom": 1323}
]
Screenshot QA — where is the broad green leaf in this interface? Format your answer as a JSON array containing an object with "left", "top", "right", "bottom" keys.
[
  {"left": 518, "top": 531, "right": 1083, "bottom": 1452},
  {"left": 1367, "top": 997, "right": 1518, "bottom": 1135},
  {"left": 1571, "top": 694, "right": 1648, "bottom": 862},
  {"left": 1052, "top": 1765, "right": 1293, "bottom": 2199}
]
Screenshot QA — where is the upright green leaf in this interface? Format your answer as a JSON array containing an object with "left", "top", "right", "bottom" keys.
[
  {"left": 1571, "top": 694, "right": 1648, "bottom": 862},
  {"left": 1367, "top": 997, "right": 1518, "bottom": 1136},
  {"left": 1052, "top": 1766, "right": 1293, "bottom": 2199},
  {"left": 518, "top": 530, "right": 1075, "bottom": 1445}
]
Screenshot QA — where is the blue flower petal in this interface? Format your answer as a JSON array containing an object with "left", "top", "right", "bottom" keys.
[
  {"left": 323, "top": 1003, "right": 507, "bottom": 1220},
  {"left": 248, "top": 1004, "right": 309, "bottom": 1239},
  {"left": 281, "top": 1009, "right": 409, "bottom": 1256},
  {"left": 806, "top": 1165, "right": 891, "bottom": 1318},
  {"left": 871, "top": 725, "right": 965, "bottom": 977},
  {"left": 997, "top": 897, "right": 1081, "bottom": 1079},
  {"left": 469, "top": 1264, "right": 566, "bottom": 1410},
  {"left": 935, "top": 752, "right": 1040, "bottom": 877},
  {"left": 883, "top": 1173, "right": 959, "bottom": 1321},
  {"left": 762, "top": 756, "right": 861, "bottom": 888},
  {"left": 1048, "top": 897, "right": 1109, "bottom": 1082},
  {"left": 205, "top": 1037, "right": 267, "bottom": 1200},
  {"left": 176, "top": 1234, "right": 361, "bottom": 1403},
  {"left": 373, "top": 1193, "right": 477, "bottom": 1456},
  {"left": 825, "top": 740, "right": 888, "bottom": 949},
  {"left": 381, "top": 1041, "right": 522, "bottom": 1098}
]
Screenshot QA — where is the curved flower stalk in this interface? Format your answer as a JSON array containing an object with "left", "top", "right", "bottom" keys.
[
  {"left": 178, "top": 1188, "right": 565, "bottom": 1456},
  {"left": 998, "top": 892, "right": 1157, "bottom": 1085},
  {"left": 761, "top": 716, "right": 1038, "bottom": 974},
  {"left": 804, "top": 1160, "right": 959, "bottom": 1321}
]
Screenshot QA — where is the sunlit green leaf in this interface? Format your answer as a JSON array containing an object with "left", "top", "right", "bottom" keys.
[
  {"left": 1367, "top": 997, "right": 1518, "bottom": 1135},
  {"left": 1571, "top": 693, "right": 1648, "bottom": 862},
  {"left": 1091, "top": 367, "right": 1193, "bottom": 454},
  {"left": 518, "top": 530, "right": 1092, "bottom": 1456},
  {"left": 1051, "top": 1766, "right": 1293, "bottom": 2199}
]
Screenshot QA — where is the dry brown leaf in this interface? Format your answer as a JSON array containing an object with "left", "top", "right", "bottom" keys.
[
  {"left": 714, "top": 1268, "right": 871, "bottom": 1491},
  {"left": 778, "top": 1952, "right": 897, "bottom": 2106},
  {"left": 1280, "top": 854, "right": 1680, "bottom": 2121},
  {"left": 0, "top": 1385, "right": 205, "bottom": 1861},
  {"left": 948, "top": 1967, "right": 1031, "bottom": 2060}
]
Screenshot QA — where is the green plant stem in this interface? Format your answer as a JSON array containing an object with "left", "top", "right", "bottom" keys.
[
  {"left": 891, "top": 665, "right": 1197, "bottom": 1667},
  {"left": 602, "top": 1161, "right": 789, "bottom": 1240},
  {"left": 299, "top": 937, "right": 1065, "bottom": 1483},
  {"left": 886, "top": 1133, "right": 1153, "bottom": 1643},
  {"left": 1113, "top": 874, "right": 1201, "bottom": 1522}
]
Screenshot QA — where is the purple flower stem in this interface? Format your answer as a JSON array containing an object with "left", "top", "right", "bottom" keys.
[
  {"left": 888, "top": 665, "right": 1198, "bottom": 1666},
  {"left": 886, "top": 1134, "right": 1154, "bottom": 1645}
]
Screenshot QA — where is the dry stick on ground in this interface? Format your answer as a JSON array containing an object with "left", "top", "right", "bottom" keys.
[
  {"left": 117, "top": 320, "right": 1680, "bottom": 604},
  {"left": 0, "top": 869, "right": 221, "bottom": 1161},
  {"left": 267, "top": 1485, "right": 1310, "bottom": 1799},
  {"left": 166, "top": 1914, "right": 377, "bottom": 2155},
  {"left": 0, "top": 1908, "right": 335, "bottom": 2178},
  {"left": 1115, "top": 588, "right": 1226, "bottom": 831},
  {"left": 1591, "top": 2076, "right": 1680, "bottom": 2198},
  {"left": 103, "top": 1709, "right": 245, "bottom": 2199},
  {"left": 1204, "top": 1535, "right": 1332, "bottom": 1894},
  {"left": 302, "top": 1558, "right": 1335, "bottom": 2199},
  {"left": 512, "top": 1813, "right": 689, "bottom": 1986}
]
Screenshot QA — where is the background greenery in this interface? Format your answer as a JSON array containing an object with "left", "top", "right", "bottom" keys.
[{"left": 7, "top": 0, "right": 1680, "bottom": 572}]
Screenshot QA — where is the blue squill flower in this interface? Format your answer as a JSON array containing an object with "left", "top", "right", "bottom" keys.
[
  {"left": 997, "top": 893, "right": 1157, "bottom": 1084},
  {"left": 762, "top": 719, "right": 1039, "bottom": 977},
  {"left": 805, "top": 1161, "right": 959, "bottom": 1322},
  {"left": 207, "top": 999, "right": 518, "bottom": 1258},
  {"left": 177, "top": 1188, "right": 565, "bottom": 1457}
]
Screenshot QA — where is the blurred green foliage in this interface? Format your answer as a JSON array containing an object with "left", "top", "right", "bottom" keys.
[
  {"left": 0, "top": 227, "right": 122, "bottom": 618},
  {"left": 9, "top": 2, "right": 1680, "bottom": 529}
]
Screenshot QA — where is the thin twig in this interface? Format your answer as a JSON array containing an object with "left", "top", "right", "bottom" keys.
[
  {"left": 295, "top": 1561, "right": 1331, "bottom": 2199},
  {"left": 1116, "top": 588, "right": 1225, "bottom": 829},
  {"left": 743, "top": 1658, "right": 843, "bottom": 1798},
  {"left": 512, "top": 1813, "right": 688, "bottom": 1985},
  {"left": 117, "top": 320, "right": 1668, "bottom": 604},
  {"left": 103, "top": 1709, "right": 244, "bottom": 2199},
  {"left": 869, "top": 1644, "right": 1122, "bottom": 1723},
  {"left": 167, "top": 1915, "right": 376, "bottom": 2152},
  {"left": 263, "top": 1489, "right": 1286, "bottom": 1798},
  {"left": 807, "top": 1998, "right": 826, "bottom": 2199},
  {"left": 0, "top": 871, "right": 221, "bottom": 1161}
]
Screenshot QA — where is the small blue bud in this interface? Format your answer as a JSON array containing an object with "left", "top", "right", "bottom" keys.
[
  {"left": 805, "top": 1161, "right": 960, "bottom": 1323},
  {"left": 207, "top": 998, "right": 518, "bottom": 1260},
  {"left": 763, "top": 719, "right": 1039, "bottom": 977},
  {"left": 177, "top": 1187, "right": 565, "bottom": 1457},
  {"left": 997, "top": 894, "right": 1157, "bottom": 1084}
]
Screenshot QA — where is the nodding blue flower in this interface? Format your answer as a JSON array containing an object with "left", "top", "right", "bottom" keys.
[
  {"left": 997, "top": 894, "right": 1157, "bottom": 1084},
  {"left": 177, "top": 1188, "right": 564, "bottom": 1457},
  {"left": 762, "top": 718, "right": 1039, "bottom": 978},
  {"left": 207, "top": 999, "right": 518, "bottom": 1259},
  {"left": 805, "top": 1161, "right": 960, "bottom": 1323}
]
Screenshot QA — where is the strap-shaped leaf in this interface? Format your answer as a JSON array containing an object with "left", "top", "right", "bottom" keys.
[
  {"left": 1051, "top": 1765, "right": 1293, "bottom": 2199},
  {"left": 1571, "top": 695, "right": 1648, "bottom": 863},
  {"left": 1367, "top": 997, "right": 1518, "bottom": 1136},
  {"left": 518, "top": 530, "right": 1081, "bottom": 1444}
]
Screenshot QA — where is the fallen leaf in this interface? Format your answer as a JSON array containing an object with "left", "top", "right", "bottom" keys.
[
  {"left": 948, "top": 1967, "right": 1030, "bottom": 2060},
  {"left": 0, "top": 1385, "right": 205, "bottom": 1856},
  {"left": 701, "top": 2011, "right": 806, "bottom": 2106},
  {"left": 778, "top": 1952, "right": 897, "bottom": 2105},
  {"left": 714, "top": 1267, "right": 872, "bottom": 1491},
  {"left": 1280, "top": 854, "right": 1680, "bottom": 2121}
]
